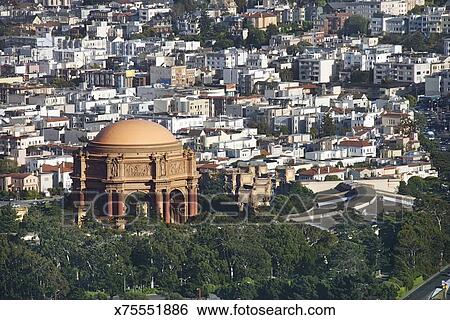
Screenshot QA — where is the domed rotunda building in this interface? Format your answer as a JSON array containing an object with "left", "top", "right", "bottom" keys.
[{"left": 71, "top": 119, "right": 199, "bottom": 225}]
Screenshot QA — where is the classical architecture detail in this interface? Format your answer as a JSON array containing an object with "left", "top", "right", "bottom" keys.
[
  {"left": 125, "top": 163, "right": 150, "bottom": 177},
  {"left": 159, "top": 155, "right": 167, "bottom": 176},
  {"left": 71, "top": 120, "right": 200, "bottom": 227},
  {"left": 110, "top": 158, "right": 119, "bottom": 178},
  {"left": 169, "top": 160, "right": 185, "bottom": 176}
]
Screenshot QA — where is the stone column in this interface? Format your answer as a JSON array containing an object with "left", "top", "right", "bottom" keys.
[
  {"left": 107, "top": 191, "right": 113, "bottom": 217},
  {"left": 155, "top": 191, "right": 163, "bottom": 220},
  {"left": 79, "top": 190, "right": 85, "bottom": 207},
  {"left": 192, "top": 187, "right": 198, "bottom": 217},
  {"left": 117, "top": 192, "right": 125, "bottom": 216},
  {"left": 74, "top": 189, "right": 85, "bottom": 224},
  {"left": 163, "top": 190, "right": 170, "bottom": 224},
  {"left": 188, "top": 188, "right": 195, "bottom": 218}
]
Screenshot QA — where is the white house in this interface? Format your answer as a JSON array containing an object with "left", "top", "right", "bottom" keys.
[{"left": 338, "top": 140, "right": 376, "bottom": 157}]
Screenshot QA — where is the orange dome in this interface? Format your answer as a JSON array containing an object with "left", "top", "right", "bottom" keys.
[{"left": 92, "top": 120, "right": 176, "bottom": 146}]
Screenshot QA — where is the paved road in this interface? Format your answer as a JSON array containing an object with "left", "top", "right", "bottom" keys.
[
  {"left": 0, "top": 196, "right": 63, "bottom": 208},
  {"left": 404, "top": 265, "right": 450, "bottom": 300}
]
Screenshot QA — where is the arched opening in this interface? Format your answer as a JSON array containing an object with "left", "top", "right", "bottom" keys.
[
  {"left": 124, "top": 192, "right": 158, "bottom": 223},
  {"left": 170, "top": 189, "right": 186, "bottom": 223},
  {"left": 93, "top": 192, "right": 109, "bottom": 217}
]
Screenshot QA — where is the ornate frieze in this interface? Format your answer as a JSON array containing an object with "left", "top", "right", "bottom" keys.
[
  {"left": 125, "top": 163, "right": 151, "bottom": 177},
  {"left": 168, "top": 160, "right": 185, "bottom": 176}
]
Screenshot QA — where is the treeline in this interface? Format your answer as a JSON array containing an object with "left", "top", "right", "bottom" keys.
[
  {"left": 1, "top": 170, "right": 449, "bottom": 299},
  {"left": 379, "top": 32, "right": 445, "bottom": 54},
  {"left": 1, "top": 185, "right": 449, "bottom": 300},
  {"left": 0, "top": 203, "right": 398, "bottom": 299},
  {"left": 178, "top": 15, "right": 312, "bottom": 51},
  {"left": 394, "top": 176, "right": 450, "bottom": 293}
]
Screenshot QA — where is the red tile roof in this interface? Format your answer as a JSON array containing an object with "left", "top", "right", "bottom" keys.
[
  {"left": 44, "top": 116, "right": 69, "bottom": 123},
  {"left": 197, "top": 163, "right": 221, "bottom": 170},
  {"left": 244, "top": 12, "right": 278, "bottom": 18},
  {"left": 300, "top": 84, "right": 319, "bottom": 89},
  {"left": 382, "top": 112, "right": 408, "bottom": 118},
  {"left": 0, "top": 173, "right": 34, "bottom": 179},
  {"left": 40, "top": 163, "right": 73, "bottom": 174},
  {"left": 339, "top": 140, "right": 372, "bottom": 147}
]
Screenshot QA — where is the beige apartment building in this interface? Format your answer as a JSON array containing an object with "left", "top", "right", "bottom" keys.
[
  {"left": 174, "top": 97, "right": 211, "bottom": 117},
  {"left": 0, "top": 173, "right": 39, "bottom": 192},
  {"left": 244, "top": 12, "right": 278, "bottom": 30},
  {"left": 149, "top": 65, "right": 195, "bottom": 87}
]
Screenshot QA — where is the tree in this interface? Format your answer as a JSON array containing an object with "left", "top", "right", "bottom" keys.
[
  {"left": 320, "top": 112, "right": 336, "bottom": 137},
  {"left": 431, "top": 151, "right": 450, "bottom": 180},
  {"left": 259, "top": 278, "right": 290, "bottom": 299},
  {"left": 217, "top": 280, "right": 259, "bottom": 299},
  {"left": 406, "top": 95, "right": 417, "bottom": 109},
  {"left": 0, "top": 25, "right": 19, "bottom": 37},
  {"left": 288, "top": 276, "right": 322, "bottom": 299},
  {"left": 0, "top": 159, "right": 19, "bottom": 173},
  {"left": 393, "top": 207, "right": 443, "bottom": 288},
  {"left": 265, "top": 24, "right": 278, "bottom": 41},
  {"left": 256, "top": 121, "right": 272, "bottom": 135},
  {"left": 408, "top": 5, "right": 424, "bottom": 14},
  {"left": 368, "top": 281, "right": 397, "bottom": 299},
  {"left": 0, "top": 237, "right": 68, "bottom": 299},
  {"left": 414, "top": 112, "right": 427, "bottom": 131},
  {"left": 328, "top": 240, "right": 369, "bottom": 276},
  {"left": 428, "top": 33, "right": 444, "bottom": 54},
  {"left": 341, "top": 15, "right": 370, "bottom": 36},
  {"left": 279, "top": 69, "right": 294, "bottom": 81},
  {"left": 51, "top": 78, "right": 71, "bottom": 88},
  {"left": 286, "top": 41, "right": 309, "bottom": 56},
  {"left": 246, "top": 27, "right": 267, "bottom": 49},
  {"left": 131, "top": 26, "right": 157, "bottom": 39},
  {"left": 272, "top": 183, "right": 315, "bottom": 215},
  {"left": 350, "top": 70, "right": 371, "bottom": 84},
  {"left": 171, "top": 0, "right": 199, "bottom": 17},
  {"left": 0, "top": 205, "right": 19, "bottom": 233},
  {"left": 20, "top": 189, "right": 42, "bottom": 200},
  {"left": 402, "top": 32, "right": 426, "bottom": 52},
  {"left": 1, "top": 199, "right": 431, "bottom": 300},
  {"left": 398, "top": 181, "right": 409, "bottom": 195},
  {"left": 235, "top": 0, "right": 247, "bottom": 13},
  {"left": 310, "top": 127, "right": 319, "bottom": 140},
  {"left": 279, "top": 125, "right": 289, "bottom": 135},
  {"left": 400, "top": 117, "right": 417, "bottom": 137},
  {"left": 213, "top": 37, "right": 234, "bottom": 50},
  {"left": 198, "top": 173, "right": 228, "bottom": 195},
  {"left": 181, "top": 242, "right": 227, "bottom": 297},
  {"left": 324, "top": 175, "right": 341, "bottom": 181},
  {"left": 198, "top": 12, "right": 214, "bottom": 41},
  {"left": 262, "top": 225, "right": 312, "bottom": 278},
  {"left": 379, "top": 32, "right": 431, "bottom": 52}
]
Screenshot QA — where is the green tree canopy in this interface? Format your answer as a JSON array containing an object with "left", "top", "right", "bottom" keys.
[
  {"left": 0, "top": 205, "right": 19, "bottom": 233},
  {"left": 0, "top": 159, "right": 19, "bottom": 174},
  {"left": 0, "top": 237, "right": 68, "bottom": 299},
  {"left": 246, "top": 27, "right": 268, "bottom": 49},
  {"left": 341, "top": 15, "right": 370, "bottom": 36},
  {"left": 320, "top": 112, "right": 336, "bottom": 137}
]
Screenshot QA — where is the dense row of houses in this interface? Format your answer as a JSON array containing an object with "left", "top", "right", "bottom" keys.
[{"left": 0, "top": 0, "right": 444, "bottom": 207}]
